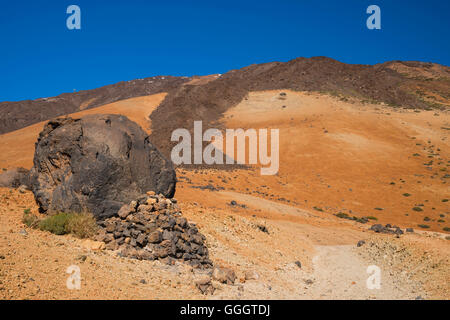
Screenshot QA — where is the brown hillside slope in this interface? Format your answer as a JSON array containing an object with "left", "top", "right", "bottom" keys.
[
  {"left": 0, "top": 76, "right": 188, "bottom": 134},
  {"left": 0, "top": 90, "right": 448, "bottom": 233},
  {"left": 149, "top": 58, "right": 450, "bottom": 157},
  {"left": 0, "top": 93, "right": 166, "bottom": 169},
  {"left": 209, "top": 90, "right": 449, "bottom": 233}
]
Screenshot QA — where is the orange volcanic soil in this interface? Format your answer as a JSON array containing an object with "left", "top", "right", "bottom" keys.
[
  {"left": 0, "top": 90, "right": 449, "bottom": 233},
  {"left": 195, "top": 90, "right": 449, "bottom": 233}
]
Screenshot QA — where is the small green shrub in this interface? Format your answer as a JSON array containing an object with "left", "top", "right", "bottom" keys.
[
  {"left": 39, "top": 212, "right": 72, "bottom": 235},
  {"left": 336, "top": 212, "right": 349, "bottom": 219},
  {"left": 418, "top": 224, "right": 430, "bottom": 229},
  {"left": 23, "top": 208, "right": 31, "bottom": 214},
  {"left": 366, "top": 216, "right": 378, "bottom": 220},
  {"left": 443, "top": 227, "right": 450, "bottom": 232},
  {"left": 412, "top": 207, "right": 423, "bottom": 212},
  {"left": 313, "top": 206, "right": 323, "bottom": 212},
  {"left": 402, "top": 193, "right": 412, "bottom": 197},
  {"left": 39, "top": 212, "right": 98, "bottom": 238}
]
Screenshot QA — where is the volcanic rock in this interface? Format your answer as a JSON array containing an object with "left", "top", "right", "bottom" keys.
[
  {"left": 99, "top": 193, "right": 212, "bottom": 268},
  {"left": 29, "top": 114, "right": 176, "bottom": 219},
  {"left": 212, "top": 267, "right": 236, "bottom": 284}
]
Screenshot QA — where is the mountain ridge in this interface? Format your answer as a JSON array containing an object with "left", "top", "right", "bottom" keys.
[{"left": 1, "top": 57, "right": 449, "bottom": 139}]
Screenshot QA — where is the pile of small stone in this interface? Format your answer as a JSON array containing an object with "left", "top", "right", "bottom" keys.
[
  {"left": 95, "top": 191, "right": 212, "bottom": 268},
  {"left": 369, "top": 224, "right": 408, "bottom": 235}
]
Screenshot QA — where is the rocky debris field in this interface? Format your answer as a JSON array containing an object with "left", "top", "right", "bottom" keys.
[
  {"left": 195, "top": 266, "right": 237, "bottom": 295},
  {"left": 369, "top": 223, "right": 412, "bottom": 236},
  {"left": 95, "top": 191, "right": 213, "bottom": 269}
]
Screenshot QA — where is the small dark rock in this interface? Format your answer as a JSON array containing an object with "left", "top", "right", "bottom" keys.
[
  {"left": 370, "top": 224, "right": 384, "bottom": 233},
  {"left": 148, "top": 230, "right": 162, "bottom": 243},
  {"left": 257, "top": 224, "right": 269, "bottom": 234}
]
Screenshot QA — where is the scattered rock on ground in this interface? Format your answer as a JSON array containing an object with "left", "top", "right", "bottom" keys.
[
  {"left": 195, "top": 275, "right": 215, "bottom": 295},
  {"left": 212, "top": 267, "right": 236, "bottom": 284},
  {"left": 81, "top": 239, "right": 106, "bottom": 251},
  {"left": 244, "top": 270, "right": 260, "bottom": 280},
  {"left": 357, "top": 240, "right": 366, "bottom": 247},
  {"left": 370, "top": 224, "right": 405, "bottom": 235},
  {"left": 18, "top": 185, "right": 28, "bottom": 194}
]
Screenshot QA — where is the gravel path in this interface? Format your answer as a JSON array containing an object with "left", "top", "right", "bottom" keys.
[{"left": 307, "top": 245, "right": 425, "bottom": 299}]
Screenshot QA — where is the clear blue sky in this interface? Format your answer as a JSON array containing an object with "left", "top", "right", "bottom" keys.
[{"left": 0, "top": 0, "right": 448, "bottom": 102}]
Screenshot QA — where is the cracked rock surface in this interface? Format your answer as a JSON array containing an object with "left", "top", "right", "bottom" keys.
[{"left": 30, "top": 114, "right": 176, "bottom": 219}]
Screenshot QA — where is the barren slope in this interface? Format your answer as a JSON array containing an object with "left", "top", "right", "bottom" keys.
[
  {"left": 0, "top": 93, "right": 166, "bottom": 169},
  {"left": 1, "top": 181, "right": 448, "bottom": 299},
  {"left": 213, "top": 90, "right": 450, "bottom": 233},
  {"left": 0, "top": 76, "right": 189, "bottom": 134}
]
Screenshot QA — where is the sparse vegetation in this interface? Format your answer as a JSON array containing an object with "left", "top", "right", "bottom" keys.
[
  {"left": 402, "top": 193, "right": 412, "bottom": 197},
  {"left": 65, "top": 212, "right": 98, "bottom": 239},
  {"left": 38, "top": 212, "right": 97, "bottom": 238},
  {"left": 334, "top": 213, "right": 369, "bottom": 224},
  {"left": 443, "top": 227, "right": 450, "bottom": 232},
  {"left": 412, "top": 207, "right": 423, "bottom": 212},
  {"left": 39, "top": 212, "right": 72, "bottom": 235},
  {"left": 336, "top": 212, "right": 349, "bottom": 219},
  {"left": 418, "top": 224, "right": 430, "bottom": 229}
]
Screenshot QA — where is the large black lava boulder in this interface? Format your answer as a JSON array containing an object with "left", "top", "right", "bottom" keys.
[{"left": 30, "top": 114, "right": 176, "bottom": 219}]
